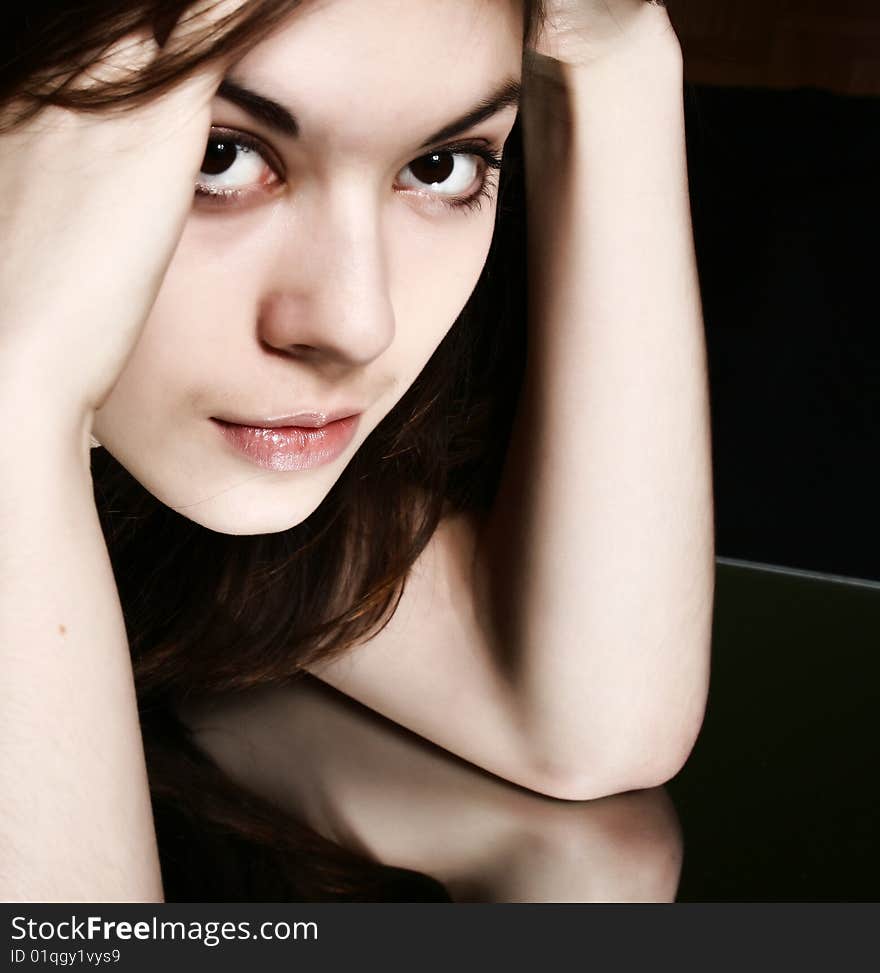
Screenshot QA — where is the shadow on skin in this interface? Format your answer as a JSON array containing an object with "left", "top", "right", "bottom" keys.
[{"left": 178, "top": 674, "right": 683, "bottom": 902}]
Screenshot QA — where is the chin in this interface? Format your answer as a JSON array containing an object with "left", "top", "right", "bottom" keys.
[
  {"left": 180, "top": 492, "right": 329, "bottom": 536},
  {"left": 98, "top": 437, "right": 347, "bottom": 537},
  {"left": 144, "top": 473, "right": 331, "bottom": 536}
]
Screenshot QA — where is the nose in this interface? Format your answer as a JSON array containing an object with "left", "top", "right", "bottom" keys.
[{"left": 257, "top": 197, "right": 396, "bottom": 370}]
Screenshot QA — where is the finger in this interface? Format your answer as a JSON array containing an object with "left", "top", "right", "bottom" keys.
[
  {"left": 69, "top": 1, "right": 249, "bottom": 95},
  {"left": 67, "top": 31, "right": 161, "bottom": 93}
]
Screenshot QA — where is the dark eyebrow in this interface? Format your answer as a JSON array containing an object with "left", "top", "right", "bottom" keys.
[
  {"left": 416, "top": 78, "right": 521, "bottom": 149},
  {"left": 216, "top": 76, "right": 521, "bottom": 150},
  {"left": 217, "top": 79, "right": 300, "bottom": 137}
]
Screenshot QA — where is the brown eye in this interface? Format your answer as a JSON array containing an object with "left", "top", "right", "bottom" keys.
[
  {"left": 195, "top": 128, "right": 282, "bottom": 204},
  {"left": 200, "top": 138, "right": 239, "bottom": 176},
  {"left": 397, "top": 142, "right": 503, "bottom": 214},
  {"left": 408, "top": 152, "right": 456, "bottom": 186},
  {"left": 398, "top": 150, "right": 482, "bottom": 199}
]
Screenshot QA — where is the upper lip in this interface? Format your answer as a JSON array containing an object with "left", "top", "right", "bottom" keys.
[{"left": 213, "top": 409, "right": 361, "bottom": 429}]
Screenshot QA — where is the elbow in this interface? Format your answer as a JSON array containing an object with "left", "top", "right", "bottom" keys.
[
  {"left": 535, "top": 739, "right": 698, "bottom": 804},
  {"left": 602, "top": 728, "right": 702, "bottom": 799},
  {"left": 524, "top": 708, "right": 707, "bottom": 803},
  {"left": 512, "top": 650, "right": 712, "bottom": 803}
]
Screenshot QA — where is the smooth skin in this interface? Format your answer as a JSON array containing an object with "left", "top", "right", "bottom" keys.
[
  {"left": 88, "top": 0, "right": 525, "bottom": 534},
  {"left": 0, "top": 3, "right": 244, "bottom": 902},
  {"left": 299, "top": 0, "right": 713, "bottom": 798},
  {"left": 0, "top": 0, "right": 713, "bottom": 900},
  {"left": 184, "top": 674, "right": 683, "bottom": 902}
]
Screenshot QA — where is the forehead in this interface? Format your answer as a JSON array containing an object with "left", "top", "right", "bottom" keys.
[{"left": 227, "top": 0, "right": 524, "bottom": 157}]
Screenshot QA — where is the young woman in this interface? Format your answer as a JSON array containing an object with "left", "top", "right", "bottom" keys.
[{"left": 0, "top": 0, "right": 714, "bottom": 901}]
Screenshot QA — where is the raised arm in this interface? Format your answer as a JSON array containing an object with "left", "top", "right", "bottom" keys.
[
  {"left": 0, "top": 18, "right": 229, "bottom": 900},
  {"left": 0, "top": 407, "right": 165, "bottom": 901},
  {"left": 306, "top": 2, "right": 713, "bottom": 801},
  {"left": 474, "top": 2, "right": 714, "bottom": 795}
]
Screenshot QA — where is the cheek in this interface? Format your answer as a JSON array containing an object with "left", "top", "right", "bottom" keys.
[
  {"left": 389, "top": 213, "right": 496, "bottom": 375},
  {"left": 102, "top": 202, "right": 496, "bottom": 428},
  {"left": 112, "top": 222, "right": 269, "bottom": 410}
]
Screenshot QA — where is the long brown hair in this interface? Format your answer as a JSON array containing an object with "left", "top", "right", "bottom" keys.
[{"left": 3, "top": 0, "right": 546, "bottom": 901}]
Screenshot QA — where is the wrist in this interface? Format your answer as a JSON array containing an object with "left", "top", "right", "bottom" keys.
[
  {"left": 0, "top": 367, "right": 96, "bottom": 474},
  {"left": 522, "top": 28, "right": 683, "bottom": 165},
  {"left": 527, "top": 2, "right": 681, "bottom": 78}
]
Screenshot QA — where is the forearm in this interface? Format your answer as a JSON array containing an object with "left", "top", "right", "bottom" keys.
[
  {"left": 477, "top": 33, "right": 714, "bottom": 793},
  {"left": 0, "top": 400, "right": 162, "bottom": 900}
]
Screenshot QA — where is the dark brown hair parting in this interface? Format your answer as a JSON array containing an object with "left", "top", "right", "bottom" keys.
[{"left": 1, "top": 0, "right": 547, "bottom": 901}]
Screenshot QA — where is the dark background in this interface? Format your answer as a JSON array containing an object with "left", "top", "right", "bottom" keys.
[
  {"left": 661, "top": 0, "right": 879, "bottom": 903},
  {"left": 667, "top": 563, "right": 879, "bottom": 902},
  {"left": 668, "top": 0, "right": 879, "bottom": 581}
]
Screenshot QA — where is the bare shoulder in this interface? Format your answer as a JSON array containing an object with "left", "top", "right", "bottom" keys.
[
  {"left": 296, "top": 493, "right": 547, "bottom": 794},
  {"left": 308, "top": 495, "right": 490, "bottom": 681},
  {"left": 181, "top": 489, "right": 558, "bottom": 800}
]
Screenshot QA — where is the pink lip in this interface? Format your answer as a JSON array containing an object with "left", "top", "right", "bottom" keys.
[
  {"left": 219, "top": 410, "right": 359, "bottom": 429},
  {"left": 211, "top": 414, "right": 361, "bottom": 471}
]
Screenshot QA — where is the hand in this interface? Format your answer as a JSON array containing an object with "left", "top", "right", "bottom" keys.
[
  {"left": 0, "top": 3, "right": 241, "bottom": 427},
  {"left": 529, "top": 0, "right": 677, "bottom": 69}
]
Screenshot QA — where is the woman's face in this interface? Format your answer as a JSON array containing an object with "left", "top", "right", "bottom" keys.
[{"left": 92, "top": 0, "right": 524, "bottom": 535}]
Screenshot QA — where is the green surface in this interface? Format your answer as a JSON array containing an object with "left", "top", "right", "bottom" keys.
[{"left": 667, "top": 560, "right": 879, "bottom": 901}]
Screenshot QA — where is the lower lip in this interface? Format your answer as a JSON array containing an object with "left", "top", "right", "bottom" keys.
[{"left": 211, "top": 415, "right": 361, "bottom": 471}]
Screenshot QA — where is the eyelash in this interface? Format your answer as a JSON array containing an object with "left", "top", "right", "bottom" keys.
[{"left": 194, "top": 129, "right": 503, "bottom": 215}]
